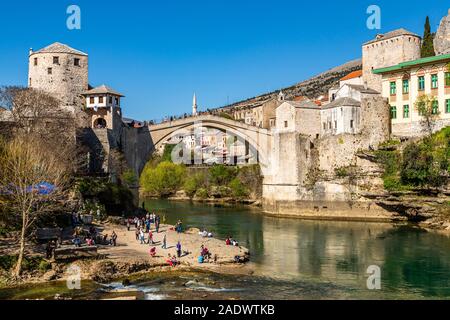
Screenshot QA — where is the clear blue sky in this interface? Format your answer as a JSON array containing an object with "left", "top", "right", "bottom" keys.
[{"left": 0, "top": 0, "right": 448, "bottom": 121}]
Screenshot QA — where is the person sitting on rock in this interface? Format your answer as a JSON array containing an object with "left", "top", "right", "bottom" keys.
[
  {"left": 171, "top": 255, "right": 178, "bottom": 266},
  {"left": 149, "top": 246, "right": 156, "bottom": 257}
]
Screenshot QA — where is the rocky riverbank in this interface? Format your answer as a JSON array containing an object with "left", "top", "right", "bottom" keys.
[
  {"left": 360, "top": 189, "right": 450, "bottom": 230},
  {"left": 0, "top": 222, "right": 250, "bottom": 289}
]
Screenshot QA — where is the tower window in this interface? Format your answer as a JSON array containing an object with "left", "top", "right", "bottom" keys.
[
  {"left": 109, "top": 96, "right": 113, "bottom": 104},
  {"left": 47, "top": 68, "right": 52, "bottom": 75},
  {"left": 350, "top": 120, "right": 354, "bottom": 129},
  {"left": 53, "top": 56, "right": 59, "bottom": 64},
  {"left": 34, "top": 58, "right": 38, "bottom": 66},
  {"left": 99, "top": 96, "right": 104, "bottom": 104},
  {"left": 115, "top": 98, "right": 119, "bottom": 105},
  {"left": 90, "top": 97, "right": 95, "bottom": 104},
  {"left": 74, "top": 58, "right": 80, "bottom": 66},
  {"left": 284, "top": 121, "right": 288, "bottom": 128}
]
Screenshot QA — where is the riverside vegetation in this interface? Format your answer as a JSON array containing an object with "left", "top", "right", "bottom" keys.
[{"left": 140, "top": 145, "right": 263, "bottom": 203}]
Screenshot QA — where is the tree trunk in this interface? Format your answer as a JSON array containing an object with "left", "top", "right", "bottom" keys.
[{"left": 13, "top": 211, "right": 27, "bottom": 278}]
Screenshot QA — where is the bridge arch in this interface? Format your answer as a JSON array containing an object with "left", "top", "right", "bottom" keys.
[{"left": 147, "top": 115, "right": 273, "bottom": 174}]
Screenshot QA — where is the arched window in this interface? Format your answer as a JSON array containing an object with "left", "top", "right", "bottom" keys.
[{"left": 94, "top": 118, "right": 107, "bottom": 129}]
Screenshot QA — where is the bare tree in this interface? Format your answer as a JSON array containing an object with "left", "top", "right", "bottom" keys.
[
  {"left": 414, "top": 94, "right": 440, "bottom": 137},
  {"left": 0, "top": 86, "right": 87, "bottom": 278},
  {"left": 0, "top": 135, "right": 71, "bottom": 277},
  {"left": 0, "top": 86, "right": 85, "bottom": 173}
]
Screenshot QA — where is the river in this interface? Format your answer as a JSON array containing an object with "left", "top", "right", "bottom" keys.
[{"left": 1, "top": 199, "right": 450, "bottom": 300}]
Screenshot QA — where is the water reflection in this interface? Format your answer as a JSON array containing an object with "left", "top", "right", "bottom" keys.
[{"left": 144, "top": 199, "right": 450, "bottom": 298}]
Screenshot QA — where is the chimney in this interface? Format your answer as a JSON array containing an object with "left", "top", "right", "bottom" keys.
[{"left": 29, "top": 48, "right": 33, "bottom": 56}]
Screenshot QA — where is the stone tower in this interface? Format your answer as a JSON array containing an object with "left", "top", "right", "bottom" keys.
[
  {"left": 362, "top": 29, "right": 421, "bottom": 92},
  {"left": 28, "top": 42, "right": 89, "bottom": 109}
]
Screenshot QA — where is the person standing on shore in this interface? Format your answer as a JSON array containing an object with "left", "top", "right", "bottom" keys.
[
  {"left": 139, "top": 228, "right": 145, "bottom": 244},
  {"left": 155, "top": 215, "right": 160, "bottom": 233},
  {"left": 162, "top": 234, "right": 167, "bottom": 249},
  {"left": 110, "top": 231, "right": 118, "bottom": 246},
  {"left": 176, "top": 241, "right": 182, "bottom": 258},
  {"left": 148, "top": 230, "right": 154, "bottom": 245}
]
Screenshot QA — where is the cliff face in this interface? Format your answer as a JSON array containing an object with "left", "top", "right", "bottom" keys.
[
  {"left": 434, "top": 9, "right": 450, "bottom": 55},
  {"left": 217, "top": 59, "right": 362, "bottom": 110}
]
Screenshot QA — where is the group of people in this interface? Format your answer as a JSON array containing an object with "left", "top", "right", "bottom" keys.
[
  {"left": 129, "top": 212, "right": 162, "bottom": 233},
  {"left": 225, "top": 236, "right": 239, "bottom": 247},
  {"left": 71, "top": 225, "right": 118, "bottom": 247},
  {"left": 199, "top": 229, "right": 213, "bottom": 238},
  {"left": 198, "top": 244, "right": 216, "bottom": 264}
]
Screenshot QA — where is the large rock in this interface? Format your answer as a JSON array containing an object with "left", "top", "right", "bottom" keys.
[{"left": 434, "top": 9, "right": 450, "bottom": 55}]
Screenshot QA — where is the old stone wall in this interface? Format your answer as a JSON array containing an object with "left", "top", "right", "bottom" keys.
[
  {"left": 120, "top": 125, "right": 154, "bottom": 178},
  {"left": 262, "top": 93, "right": 391, "bottom": 218}
]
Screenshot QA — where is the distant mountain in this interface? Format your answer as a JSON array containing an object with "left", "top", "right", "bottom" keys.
[{"left": 216, "top": 59, "right": 362, "bottom": 110}]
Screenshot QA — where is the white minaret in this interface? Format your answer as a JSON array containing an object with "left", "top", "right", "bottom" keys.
[{"left": 192, "top": 93, "right": 198, "bottom": 116}]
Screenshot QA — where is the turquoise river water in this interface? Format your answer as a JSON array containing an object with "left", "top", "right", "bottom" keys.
[{"left": 1, "top": 199, "right": 449, "bottom": 300}]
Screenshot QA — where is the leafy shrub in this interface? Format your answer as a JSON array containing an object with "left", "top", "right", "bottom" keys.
[
  {"left": 0, "top": 255, "right": 50, "bottom": 272},
  {"left": 209, "top": 165, "right": 236, "bottom": 185},
  {"left": 162, "top": 144, "right": 176, "bottom": 163},
  {"left": 183, "top": 172, "right": 207, "bottom": 197},
  {"left": 121, "top": 169, "right": 137, "bottom": 186},
  {"left": 229, "top": 178, "right": 249, "bottom": 198},
  {"left": 140, "top": 161, "right": 186, "bottom": 197},
  {"left": 76, "top": 178, "right": 134, "bottom": 215},
  {"left": 38, "top": 260, "right": 51, "bottom": 272},
  {"left": 195, "top": 188, "right": 209, "bottom": 199}
]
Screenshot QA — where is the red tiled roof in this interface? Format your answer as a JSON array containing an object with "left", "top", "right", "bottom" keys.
[{"left": 340, "top": 70, "right": 362, "bottom": 81}]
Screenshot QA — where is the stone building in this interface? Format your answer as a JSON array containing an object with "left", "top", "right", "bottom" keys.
[
  {"left": 83, "top": 85, "right": 124, "bottom": 131},
  {"left": 28, "top": 42, "right": 89, "bottom": 109},
  {"left": 373, "top": 53, "right": 450, "bottom": 137},
  {"left": 362, "top": 29, "right": 421, "bottom": 93},
  {"left": 232, "top": 91, "right": 284, "bottom": 129}
]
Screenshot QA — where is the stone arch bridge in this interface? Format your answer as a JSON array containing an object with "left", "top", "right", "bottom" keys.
[{"left": 122, "top": 115, "right": 274, "bottom": 178}]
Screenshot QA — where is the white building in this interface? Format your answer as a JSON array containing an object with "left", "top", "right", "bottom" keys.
[{"left": 373, "top": 53, "right": 450, "bottom": 137}]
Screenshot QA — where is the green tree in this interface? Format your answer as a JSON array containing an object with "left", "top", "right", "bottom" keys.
[
  {"left": 183, "top": 172, "right": 206, "bottom": 197},
  {"left": 421, "top": 16, "right": 435, "bottom": 58},
  {"left": 400, "top": 142, "right": 447, "bottom": 188},
  {"left": 162, "top": 144, "right": 176, "bottom": 163},
  {"left": 414, "top": 94, "right": 439, "bottom": 137},
  {"left": 140, "top": 161, "right": 185, "bottom": 196}
]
